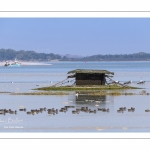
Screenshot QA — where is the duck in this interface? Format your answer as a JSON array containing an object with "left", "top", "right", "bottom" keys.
[
  {"left": 27, "top": 112, "right": 32, "bottom": 114},
  {"left": 39, "top": 107, "right": 46, "bottom": 111},
  {"left": 0, "top": 111, "right": 6, "bottom": 115},
  {"left": 72, "top": 110, "right": 77, "bottom": 114},
  {"left": 94, "top": 110, "right": 97, "bottom": 113},
  {"left": 76, "top": 109, "right": 81, "bottom": 112},
  {"left": 131, "top": 107, "right": 135, "bottom": 111},
  {"left": 48, "top": 111, "right": 54, "bottom": 114},
  {"left": 19, "top": 108, "right": 26, "bottom": 111},
  {"left": 145, "top": 109, "right": 150, "bottom": 112},
  {"left": 117, "top": 110, "right": 123, "bottom": 113},
  {"left": 128, "top": 108, "right": 134, "bottom": 112},
  {"left": 89, "top": 110, "right": 95, "bottom": 113},
  {"left": 119, "top": 107, "right": 125, "bottom": 111},
  {"left": 106, "top": 109, "right": 109, "bottom": 112},
  {"left": 32, "top": 111, "right": 37, "bottom": 115},
  {"left": 56, "top": 111, "right": 58, "bottom": 114},
  {"left": 85, "top": 110, "right": 89, "bottom": 113},
  {"left": 9, "top": 110, "right": 17, "bottom": 114}
]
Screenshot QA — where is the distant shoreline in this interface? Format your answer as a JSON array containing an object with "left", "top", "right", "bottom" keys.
[
  {"left": 0, "top": 61, "right": 53, "bottom": 66},
  {"left": 1, "top": 60, "right": 150, "bottom": 66}
]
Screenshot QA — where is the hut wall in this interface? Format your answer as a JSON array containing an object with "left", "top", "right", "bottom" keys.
[
  {"left": 76, "top": 80, "right": 102, "bottom": 85},
  {"left": 76, "top": 73, "right": 105, "bottom": 85}
]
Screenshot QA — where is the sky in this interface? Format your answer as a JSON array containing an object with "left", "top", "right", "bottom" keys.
[{"left": 0, "top": 18, "right": 150, "bottom": 56}]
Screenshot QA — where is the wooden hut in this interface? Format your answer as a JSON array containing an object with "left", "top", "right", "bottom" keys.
[{"left": 67, "top": 69, "right": 114, "bottom": 85}]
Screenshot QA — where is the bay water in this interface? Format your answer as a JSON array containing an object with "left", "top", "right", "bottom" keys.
[{"left": 0, "top": 61, "right": 150, "bottom": 132}]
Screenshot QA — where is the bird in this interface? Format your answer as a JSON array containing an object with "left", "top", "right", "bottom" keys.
[
  {"left": 115, "top": 80, "right": 119, "bottom": 83},
  {"left": 145, "top": 109, "right": 150, "bottom": 112},
  {"left": 111, "top": 80, "right": 119, "bottom": 84},
  {"left": 137, "top": 80, "right": 145, "bottom": 84},
  {"left": 123, "top": 80, "right": 132, "bottom": 84},
  {"left": 75, "top": 93, "right": 78, "bottom": 97}
]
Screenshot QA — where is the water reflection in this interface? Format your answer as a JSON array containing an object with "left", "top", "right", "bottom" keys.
[
  {"left": 1, "top": 93, "right": 150, "bottom": 132},
  {"left": 76, "top": 95, "right": 106, "bottom": 102},
  {"left": 69, "top": 95, "right": 114, "bottom": 110}
]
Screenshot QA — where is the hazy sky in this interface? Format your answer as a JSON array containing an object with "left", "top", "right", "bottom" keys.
[{"left": 1, "top": 18, "right": 150, "bottom": 56}]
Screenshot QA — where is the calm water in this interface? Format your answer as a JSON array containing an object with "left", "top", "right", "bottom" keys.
[{"left": 0, "top": 61, "right": 150, "bottom": 132}]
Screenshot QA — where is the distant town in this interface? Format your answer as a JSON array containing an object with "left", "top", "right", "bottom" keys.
[{"left": 1, "top": 48, "right": 150, "bottom": 61}]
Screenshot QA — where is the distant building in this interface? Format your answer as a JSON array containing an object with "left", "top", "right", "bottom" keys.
[{"left": 67, "top": 69, "right": 114, "bottom": 85}]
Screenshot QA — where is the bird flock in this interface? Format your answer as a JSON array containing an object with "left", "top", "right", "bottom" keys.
[
  {"left": 109, "top": 80, "right": 145, "bottom": 85},
  {"left": 117, "top": 107, "right": 135, "bottom": 113},
  {"left": 0, "top": 106, "right": 150, "bottom": 115}
]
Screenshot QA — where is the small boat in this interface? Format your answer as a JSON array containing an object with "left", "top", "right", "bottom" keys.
[
  {"left": 4, "top": 61, "right": 10, "bottom": 67},
  {"left": 7, "top": 59, "right": 21, "bottom": 67}
]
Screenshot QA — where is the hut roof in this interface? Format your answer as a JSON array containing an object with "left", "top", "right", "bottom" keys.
[{"left": 68, "top": 69, "right": 114, "bottom": 75}]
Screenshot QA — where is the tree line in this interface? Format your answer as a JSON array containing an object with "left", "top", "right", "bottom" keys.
[
  {"left": 1, "top": 49, "right": 150, "bottom": 61},
  {"left": 79, "top": 52, "right": 150, "bottom": 61},
  {"left": 0, "top": 49, "right": 61, "bottom": 61}
]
